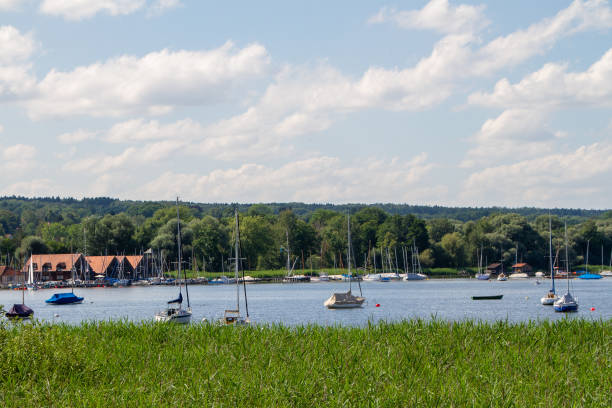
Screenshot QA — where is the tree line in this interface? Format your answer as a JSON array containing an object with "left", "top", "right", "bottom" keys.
[{"left": 1, "top": 197, "right": 611, "bottom": 272}]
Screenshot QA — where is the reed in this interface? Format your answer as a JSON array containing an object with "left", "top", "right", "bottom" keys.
[{"left": 0, "top": 319, "right": 610, "bottom": 407}]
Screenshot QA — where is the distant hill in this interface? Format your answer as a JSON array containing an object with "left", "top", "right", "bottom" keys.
[{"left": 0, "top": 196, "right": 607, "bottom": 222}]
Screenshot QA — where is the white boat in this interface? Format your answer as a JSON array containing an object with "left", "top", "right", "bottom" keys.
[
  {"left": 403, "top": 242, "right": 428, "bottom": 281},
  {"left": 601, "top": 270, "right": 612, "bottom": 277},
  {"left": 508, "top": 272, "right": 529, "bottom": 279},
  {"left": 221, "top": 210, "right": 251, "bottom": 325},
  {"left": 363, "top": 274, "right": 381, "bottom": 282},
  {"left": 26, "top": 257, "right": 38, "bottom": 290},
  {"left": 554, "top": 223, "right": 578, "bottom": 313},
  {"left": 497, "top": 273, "right": 507, "bottom": 281},
  {"left": 325, "top": 214, "right": 365, "bottom": 309},
  {"left": 155, "top": 198, "right": 192, "bottom": 324}
]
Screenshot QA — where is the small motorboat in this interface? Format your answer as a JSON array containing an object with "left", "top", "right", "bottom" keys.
[
  {"left": 471, "top": 295, "right": 503, "bottom": 300},
  {"left": 45, "top": 293, "right": 84, "bottom": 305},
  {"left": 497, "top": 273, "right": 508, "bottom": 281}
]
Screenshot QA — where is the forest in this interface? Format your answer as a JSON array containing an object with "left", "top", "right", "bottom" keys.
[{"left": 1, "top": 196, "right": 611, "bottom": 272}]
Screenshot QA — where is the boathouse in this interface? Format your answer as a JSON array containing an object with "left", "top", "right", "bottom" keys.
[
  {"left": 22, "top": 254, "right": 87, "bottom": 281},
  {"left": 486, "top": 263, "right": 503, "bottom": 275},
  {"left": 85, "top": 256, "right": 118, "bottom": 279},
  {"left": 511, "top": 263, "right": 533, "bottom": 276},
  {"left": 0, "top": 265, "right": 22, "bottom": 284}
]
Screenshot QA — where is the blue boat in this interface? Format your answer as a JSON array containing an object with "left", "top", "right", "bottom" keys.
[
  {"left": 578, "top": 273, "right": 602, "bottom": 279},
  {"left": 45, "top": 293, "right": 84, "bottom": 305}
]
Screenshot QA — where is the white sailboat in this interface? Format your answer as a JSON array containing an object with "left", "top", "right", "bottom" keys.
[
  {"left": 222, "top": 210, "right": 251, "bottom": 325},
  {"left": 155, "top": 198, "right": 192, "bottom": 324},
  {"left": 324, "top": 214, "right": 365, "bottom": 309},
  {"left": 475, "top": 246, "right": 490, "bottom": 280},
  {"left": 554, "top": 222, "right": 578, "bottom": 312},
  {"left": 25, "top": 256, "right": 38, "bottom": 290},
  {"left": 541, "top": 216, "right": 559, "bottom": 305},
  {"left": 404, "top": 241, "right": 427, "bottom": 280}
]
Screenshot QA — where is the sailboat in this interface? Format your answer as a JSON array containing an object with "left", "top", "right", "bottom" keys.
[
  {"left": 46, "top": 253, "right": 84, "bottom": 305},
  {"left": 324, "top": 214, "right": 365, "bottom": 309},
  {"left": 554, "top": 223, "right": 578, "bottom": 312},
  {"left": 475, "top": 246, "right": 490, "bottom": 280},
  {"left": 404, "top": 241, "right": 427, "bottom": 280},
  {"left": 155, "top": 198, "right": 192, "bottom": 324},
  {"left": 541, "top": 216, "right": 559, "bottom": 305},
  {"left": 6, "top": 259, "right": 34, "bottom": 319},
  {"left": 25, "top": 256, "right": 38, "bottom": 290},
  {"left": 222, "top": 210, "right": 250, "bottom": 325},
  {"left": 578, "top": 239, "right": 602, "bottom": 279}
]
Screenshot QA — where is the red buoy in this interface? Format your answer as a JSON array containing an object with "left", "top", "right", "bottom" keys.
[
  {"left": 375, "top": 303, "right": 380, "bottom": 307},
  {"left": 590, "top": 307, "right": 595, "bottom": 311}
]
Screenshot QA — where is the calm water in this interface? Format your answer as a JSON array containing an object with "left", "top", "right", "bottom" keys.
[{"left": 3, "top": 278, "right": 611, "bottom": 325}]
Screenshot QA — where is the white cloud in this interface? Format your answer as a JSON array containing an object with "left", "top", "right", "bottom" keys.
[
  {"left": 469, "top": 48, "right": 612, "bottom": 108},
  {"left": 135, "top": 153, "right": 442, "bottom": 203},
  {"left": 147, "top": 0, "right": 181, "bottom": 16},
  {"left": 0, "top": 143, "right": 37, "bottom": 172},
  {"left": 39, "top": 0, "right": 146, "bottom": 20},
  {"left": 0, "top": 0, "right": 26, "bottom": 11},
  {"left": 0, "top": 25, "right": 36, "bottom": 64},
  {"left": 105, "top": 118, "right": 203, "bottom": 143},
  {"left": 0, "top": 26, "right": 37, "bottom": 100},
  {"left": 461, "top": 141, "right": 612, "bottom": 206},
  {"left": 461, "top": 109, "right": 559, "bottom": 168},
  {"left": 25, "top": 42, "right": 270, "bottom": 118},
  {"left": 368, "top": 0, "right": 488, "bottom": 34},
  {"left": 58, "top": 129, "right": 98, "bottom": 144}
]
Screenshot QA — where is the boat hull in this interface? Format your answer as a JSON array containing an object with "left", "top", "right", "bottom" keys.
[
  {"left": 325, "top": 302, "right": 364, "bottom": 309},
  {"left": 553, "top": 304, "right": 578, "bottom": 312},
  {"left": 471, "top": 295, "right": 503, "bottom": 300},
  {"left": 540, "top": 296, "right": 558, "bottom": 305},
  {"left": 155, "top": 310, "right": 192, "bottom": 324}
]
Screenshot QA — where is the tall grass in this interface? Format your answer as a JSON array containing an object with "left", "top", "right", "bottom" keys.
[{"left": 0, "top": 319, "right": 610, "bottom": 407}]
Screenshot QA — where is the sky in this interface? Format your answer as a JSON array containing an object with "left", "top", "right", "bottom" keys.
[{"left": 0, "top": 0, "right": 611, "bottom": 208}]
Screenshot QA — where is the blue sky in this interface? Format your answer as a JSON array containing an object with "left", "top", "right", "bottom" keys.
[{"left": 1, "top": 0, "right": 611, "bottom": 208}]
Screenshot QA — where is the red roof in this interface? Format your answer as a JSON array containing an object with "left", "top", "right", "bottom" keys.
[
  {"left": 23, "top": 254, "right": 83, "bottom": 272},
  {"left": 0, "top": 265, "right": 20, "bottom": 277},
  {"left": 85, "top": 256, "right": 117, "bottom": 274},
  {"left": 124, "top": 255, "right": 143, "bottom": 269}
]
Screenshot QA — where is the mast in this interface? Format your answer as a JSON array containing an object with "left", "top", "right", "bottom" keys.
[
  {"left": 237, "top": 212, "right": 249, "bottom": 318},
  {"left": 564, "top": 222, "right": 570, "bottom": 293},
  {"left": 347, "top": 213, "right": 352, "bottom": 292},
  {"left": 286, "top": 229, "right": 290, "bottom": 277},
  {"left": 549, "top": 216, "right": 555, "bottom": 294},
  {"left": 176, "top": 197, "right": 189, "bottom": 308},
  {"left": 234, "top": 210, "right": 240, "bottom": 312}
]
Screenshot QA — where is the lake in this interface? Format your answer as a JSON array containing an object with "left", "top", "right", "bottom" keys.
[{"left": 3, "top": 278, "right": 611, "bottom": 325}]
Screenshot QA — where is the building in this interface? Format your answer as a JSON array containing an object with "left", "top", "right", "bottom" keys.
[
  {"left": 85, "top": 256, "right": 118, "bottom": 279},
  {"left": 486, "top": 263, "right": 504, "bottom": 275},
  {"left": 0, "top": 265, "right": 23, "bottom": 284},
  {"left": 22, "top": 254, "right": 86, "bottom": 281},
  {"left": 512, "top": 263, "right": 533, "bottom": 276}
]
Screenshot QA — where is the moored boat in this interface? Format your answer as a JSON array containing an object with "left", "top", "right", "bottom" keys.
[
  {"left": 471, "top": 295, "right": 503, "bottom": 300},
  {"left": 46, "top": 292, "right": 84, "bottom": 305},
  {"left": 325, "top": 214, "right": 365, "bottom": 309}
]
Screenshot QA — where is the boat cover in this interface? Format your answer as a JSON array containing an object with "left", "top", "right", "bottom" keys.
[
  {"left": 45, "top": 292, "right": 84, "bottom": 304},
  {"left": 327, "top": 291, "right": 364, "bottom": 304},
  {"left": 6, "top": 304, "right": 34, "bottom": 317},
  {"left": 168, "top": 292, "right": 183, "bottom": 304},
  {"left": 578, "top": 273, "right": 602, "bottom": 279},
  {"left": 556, "top": 292, "right": 576, "bottom": 304}
]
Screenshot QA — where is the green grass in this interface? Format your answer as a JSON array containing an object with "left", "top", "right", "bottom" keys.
[{"left": 0, "top": 319, "right": 610, "bottom": 407}]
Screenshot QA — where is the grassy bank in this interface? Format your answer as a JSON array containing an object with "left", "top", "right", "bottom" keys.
[{"left": 0, "top": 319, "right": 610, "bottom": 407}]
